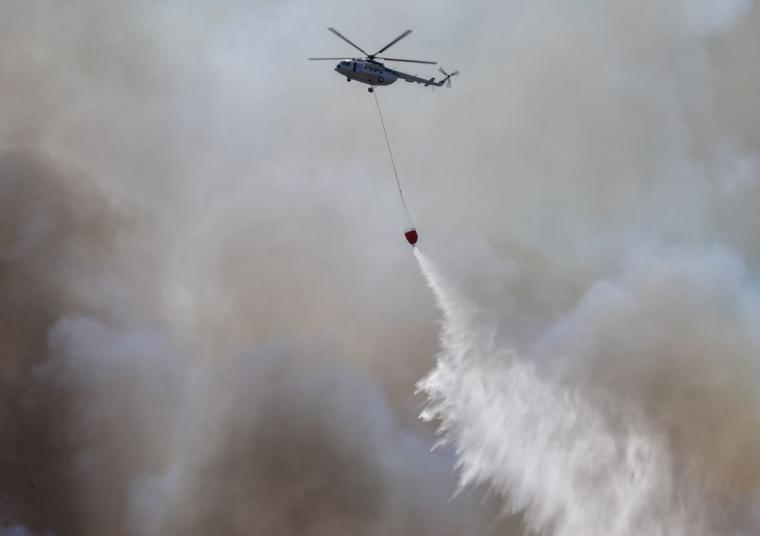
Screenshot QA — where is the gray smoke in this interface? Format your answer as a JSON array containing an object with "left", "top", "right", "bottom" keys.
[
  {"left": 2, "top": 0, "right": 760, "bottom": 534},
  {"left": 0, "top": 1, "right": 504, "bottom": 533},
  {"left": 413, "top": 1, "right": 760, "bottom": 534},
  {"left": 0, "top": 148, "right": 504, "bottom": 535}
]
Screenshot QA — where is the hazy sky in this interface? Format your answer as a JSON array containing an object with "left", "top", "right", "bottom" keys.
[{"left": 2, "top": 1, "right": 760, "bottom": 535}]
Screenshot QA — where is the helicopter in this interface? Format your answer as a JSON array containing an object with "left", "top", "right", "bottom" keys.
[{"left": 309, "top": 28, "right": 459, "bottom": 93}]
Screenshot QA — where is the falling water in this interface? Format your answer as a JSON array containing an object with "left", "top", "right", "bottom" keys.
[{"left": 413, "top": 249, "right": 705, "bottom": 536}]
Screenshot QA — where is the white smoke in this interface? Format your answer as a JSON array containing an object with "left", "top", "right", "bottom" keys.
[
  {"left": 408, "top": 1, "right": 760, "bottom": 532},
  {"left": 3, "top": 0, "right": 760, "bottom": 534}
]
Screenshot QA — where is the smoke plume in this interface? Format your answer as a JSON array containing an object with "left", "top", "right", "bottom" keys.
[{"left": 2, "top": 0, "right": 760, "bottom": 534}]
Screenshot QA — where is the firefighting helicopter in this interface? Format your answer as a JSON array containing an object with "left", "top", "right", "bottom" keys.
[{"left": 309, "top": 28, "right": 459, "bottom": 93}]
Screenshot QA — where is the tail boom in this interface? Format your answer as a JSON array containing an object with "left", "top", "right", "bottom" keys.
[{"left": 388, "top": 67, "right": 459, "bottom": 88}]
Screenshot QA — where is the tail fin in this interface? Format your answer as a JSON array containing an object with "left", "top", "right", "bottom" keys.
[{"left": 437, "top": 67, "right": 460, "bottom": 88}]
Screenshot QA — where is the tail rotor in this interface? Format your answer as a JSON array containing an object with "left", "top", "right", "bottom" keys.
[{"left": 438, "top": 67, "right": 460, "bottom": 88}]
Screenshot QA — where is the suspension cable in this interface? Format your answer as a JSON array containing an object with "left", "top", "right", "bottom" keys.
[{"left": 373, "top": 91, "right": 413, "bottom": 226}]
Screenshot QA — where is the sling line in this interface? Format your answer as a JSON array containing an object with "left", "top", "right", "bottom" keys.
[{"left": 373, "top": 92, "right": 414, "bottom": 227}]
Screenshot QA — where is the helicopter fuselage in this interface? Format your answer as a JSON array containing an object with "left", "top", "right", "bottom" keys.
[
  {"left": 336, "top": 60, "right": 398, "bottom": 86},
  {"left": 310, "top": 28, "right": 457, "bottom": 92}
]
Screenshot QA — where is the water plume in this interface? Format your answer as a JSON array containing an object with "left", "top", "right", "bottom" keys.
[{"left": 414, "top": 248, "right": 733, "bottom": 535}]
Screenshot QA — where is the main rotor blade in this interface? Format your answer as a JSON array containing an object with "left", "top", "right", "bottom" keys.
[
  {"left": 327, "top": 27, "right": 367, "bottom": 55},
  {"left": 308, "top": 57, "right": 354, "bottom": 60},
  {"left": 373, "top": 29, "right": 412, "bottom": 56},
  {"left": 376, "top": 57, "right": 437, "bottom": 65}
]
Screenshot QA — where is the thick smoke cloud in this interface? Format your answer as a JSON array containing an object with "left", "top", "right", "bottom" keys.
[
  {"left": 414, "top": 1, "right": 760, "bottom": 535},
  {"left": 0, "top": 149, "right": 500, "bottom": 535},
  {"left": 0, "top": 152, "right": 118, "bottom": 535},
  {"left": 2, "top": 0, "right": 760, "bottom": 535},
  {"left": 0, "top": 1, "right": 502, "bottom": 533}
]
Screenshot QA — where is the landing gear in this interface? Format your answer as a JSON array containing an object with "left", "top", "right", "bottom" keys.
[
  {"left": 346, "top": 77, "right": 351, "bottom": 82},
  {"left": 368, "top": 87, "right": 374, "bottom": 93}
]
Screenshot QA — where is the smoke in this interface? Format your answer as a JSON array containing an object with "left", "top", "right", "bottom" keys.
[
  {"left": 2, "top": 0, "right": 760, "bottom": 534},
  {"left": 0, "top": 148, "right": 501, "bottom": 534},
  {"left": 45, "top": 317, "right": 492, "bottom": 535},
  {"left": 0, "top": 2, "right": 495, "bottom": 532},
  {"left": 408, "top": 0, "right": 760, "bottom": 533},
  {"left": 0, "top": 526, "right": 42, "bottom": 536},
  {"left": 413, "top": 1, "right": 760, "bottom": 531}
]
